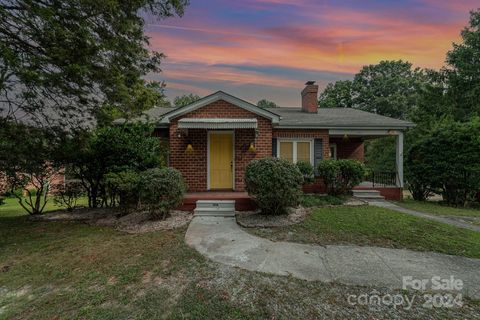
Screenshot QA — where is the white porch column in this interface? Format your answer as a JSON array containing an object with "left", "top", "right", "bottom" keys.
[{"left": 395, "top": 131, "right": 404, "bottom": 188}]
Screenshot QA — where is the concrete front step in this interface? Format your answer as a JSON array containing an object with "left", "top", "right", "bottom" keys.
[
  {"left": 195, "top": 200, "right": 235, "bottom": 209},
  {"left": 193, "top": 200, "right": 236, "bottom": 217},
  {"left": 352, "top": 190, "right": 385, "bottom": 200}
]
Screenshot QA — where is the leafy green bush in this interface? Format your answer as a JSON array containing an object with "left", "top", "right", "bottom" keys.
[
  {"left": 406, "top": 118, "right": 480, "bottom": 206},
  {"left": 245, "top": 157, "right": 304, "bottom": 215},
  {"left": 3, "top": 188, "right": 23, "bottom": 198},
  {"left": 59, "top": 123, "right": 164, "bottom": 208},
  {"left": 104, "top": 171, "right": 140, "bottom": 214},
  {"left": 296, "top": 161, "right": 315, "bottom": 184},
  {"left": 53, "top": 181, "right": 85, "bottom": 211},
  {"left": 139, "top": 168, "right": 186, "bottom": 220},
  {"left": 317, "top": 159, "right": 365, "bottom": 195}
]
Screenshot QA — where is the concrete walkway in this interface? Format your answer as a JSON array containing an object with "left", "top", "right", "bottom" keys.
[
  {"left": 368, "top": 200, "right": 480, "bottom": 232},
  {"left": 186, "top": 216, "right": 480, "bottom": 299}
]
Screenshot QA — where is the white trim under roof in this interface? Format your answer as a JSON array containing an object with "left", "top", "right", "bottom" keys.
[
  {"left": 160, "top": 91, "right": 281, "bottom": 124},
  {"left": 178, "top": 118, "right": 258, "bottom": 129},
  {"left": 329, "top": 129, "right": 404, "bottom": 136}
]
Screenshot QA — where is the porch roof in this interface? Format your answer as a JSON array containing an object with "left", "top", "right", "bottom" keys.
[{"left": 178, "top": 118, "right": 258, "bottom": 129}]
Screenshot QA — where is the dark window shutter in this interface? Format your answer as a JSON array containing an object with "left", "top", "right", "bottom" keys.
[
  {"left": 314, "top": 139, "right": 323, "bottom": 175},
  {"left": 272, "top": 138, "right": 277, "bottom": 157}
]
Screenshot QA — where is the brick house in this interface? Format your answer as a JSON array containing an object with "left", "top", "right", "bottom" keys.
[{"left": 138, "top": 82, "right": 414, "bottom": 208}]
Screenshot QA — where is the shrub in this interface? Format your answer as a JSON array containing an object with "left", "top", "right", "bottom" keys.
[
  {"left": 245, "top": 157, "right": 304, "bottom": 215},
  {"left": 296, "top": 161, "right": 315, "bottom": 185},
  {"left": 405, "top": 118, "right": 480, "bottom": 206},
  {"left": 317, "top": 159, "right": 365, "bottom": 195},
  {"left": 3, "top": 188, "right": 23, "bottom": 198},
  {"left": 0, "top": 122, "right": 61, "bottom": 215},
  {"left": 139, "top": 168, "right": 186, "bottom": 220},
  {"left": 104, "top": 171, "right": 140, "bottom": 214},
  {"left": 59, "top": 123, "right": 164, "bottom": 208},
  {"left": 53, "top": 181, "right": 85, "bottom": 211}
]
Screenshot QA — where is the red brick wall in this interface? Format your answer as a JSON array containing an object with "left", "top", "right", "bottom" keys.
[
  {"left": 168, "top": 100, "right": 272, "bottom": 192},
  {"left": 329, "top": 137, "right": 365, "bottom": 161}
]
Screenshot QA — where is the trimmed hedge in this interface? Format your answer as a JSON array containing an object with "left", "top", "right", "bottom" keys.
[
  {"left": 139, "top": 168, "right": 186, "bottom": 220},
  {"left": 317, "top": 159, "right": 365, "bottom": 195},
  {"left": 245, "top": 157, "right": 303, "bottom": 215}
]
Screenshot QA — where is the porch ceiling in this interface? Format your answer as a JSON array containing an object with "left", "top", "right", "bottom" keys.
[{"left": 178, "top": 118, "right": 258, "bottom": 129}]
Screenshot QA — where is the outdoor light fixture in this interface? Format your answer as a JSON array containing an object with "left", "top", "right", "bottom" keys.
[
  {"left": 185, "top": 142, "right": 194, "bottom": 153},
  {"left": 388, "top": 129, "right": 398, "bottom": 135},
  {"left": 248, "top": 142, "right": 256, "bottom": 153},
  {"left": 343, "top": 133, "right": 349, "bottom": 141}
]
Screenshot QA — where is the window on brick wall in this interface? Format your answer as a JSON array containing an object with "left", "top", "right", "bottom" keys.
[
  {"left": 329, "top": 143, "right": 337, "bottom": 160},
  {"left": 277, "top": 139, "right": 314, "bottom": 164}
]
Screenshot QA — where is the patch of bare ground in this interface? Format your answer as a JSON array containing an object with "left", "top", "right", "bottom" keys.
[
  {"left": 188, "top": 261, "right": 480, "bottom": 319},
  {"left": 29, "top": 208, "right": 193, "bottom": 233},
  {"left": 236, "top": 206, "right": 308, "bottom": 228}
]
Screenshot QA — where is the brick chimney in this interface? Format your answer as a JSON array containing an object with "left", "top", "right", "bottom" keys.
[{"left": 301, "top": 81, "right": 319, "bottom": 113}]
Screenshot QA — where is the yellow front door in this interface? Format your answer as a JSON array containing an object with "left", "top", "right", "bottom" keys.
[{"left": 209, "top": 132, "right": 234, "bottom": 189}]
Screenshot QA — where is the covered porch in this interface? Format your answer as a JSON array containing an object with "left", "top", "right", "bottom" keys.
[{"left": 329, "top": 128, "right": 405, "bottom": 200}]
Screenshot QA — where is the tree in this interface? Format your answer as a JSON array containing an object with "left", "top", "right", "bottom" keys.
[
  {"left": 318, "top": 80, "right": 353, "bottom": 108},
  {"left": 318, "top": 61, "right": 426, "bottom": 119},
  {"left": 444, "top": 9, "right": 480, "bottom": 121},
  {"left": 406, "top": 118, "right": 480, "bottom": 205},
  {"left": 257, "top": 99, "right": 278, "bottom": 108},
  {"left": 173, "top": 93, "right": 200, "bottom": 107},
  {"left": 60, "top": 123, "right": 164, "bottom": 208},
  {"left": 352, "top": 60, "right": 426, "bottom": 119},
  {"left": 0, "top": 0, "right": 188, "bottom": 126},
  {"left": 0, "top": 122, "right": 62, "bottom": 214},
  {"left": 319, "top": 61, "right": 428, "bottom": 172}
]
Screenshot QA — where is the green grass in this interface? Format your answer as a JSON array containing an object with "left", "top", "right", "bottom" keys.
[
  {"left": 249, "top": 205, "right": 480, "bottom": 259},
  {"left": 1, "top": 200, "right": 479, "bottom": 318},
  {"left": 300, "top": 194, "right": 344, "bottom": 207},
  {"left": 0, "top": 196, "right": 88, "bottom": 218},
  {"left": 396, "top": 198, "right": 480, "bottom": 217}
]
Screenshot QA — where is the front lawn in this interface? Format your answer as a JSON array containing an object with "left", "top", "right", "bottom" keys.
[
  {"left": 1, "top": 201, "right": 479, "bottom": 318},
  {"left": 0, "top": 196, "right": 88, "bottom": 218},
  {"left": 248, "top": 205, "right": 480, "bottom": 259},
  {"left": 396, "top": 198, "right": 480, "bottom": 217}
]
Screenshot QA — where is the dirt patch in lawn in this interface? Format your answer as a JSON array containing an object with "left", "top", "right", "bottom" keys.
[
  {"left": 236, "top": 206, "right": 308, "bottom": 228},
  {"left": 29, "top": 207, "right": 193, "bottom": 233}
]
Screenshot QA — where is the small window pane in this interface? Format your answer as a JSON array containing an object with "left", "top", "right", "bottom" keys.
[
  {"left": 279, "top": 141, "right": 294, "bottom": 162},
  {"left": 329, "top": 145, "right": 337, "bottom": 160},
  {"left": 297, "top": 142, "right": 311, "bottom": 163}
]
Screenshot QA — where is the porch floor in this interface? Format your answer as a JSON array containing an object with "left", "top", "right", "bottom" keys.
[
  {"left": 354, "top": 182, "right": 402, "bottom": 201},
  {"left": 180, "top": 192, "right": 256, "bottom": 211}
]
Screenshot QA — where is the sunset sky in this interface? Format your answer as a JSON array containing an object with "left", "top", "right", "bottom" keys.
[{"left": 145, "top": 0, "right": 478, "bottom": 106}]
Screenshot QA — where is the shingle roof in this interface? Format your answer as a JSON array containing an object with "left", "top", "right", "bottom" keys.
[
  {"left": 120, "top": 98, "right": 415, "bottom": 130},
  {"left": 274, "top": 107, "right": 415, "bottom": 129}
]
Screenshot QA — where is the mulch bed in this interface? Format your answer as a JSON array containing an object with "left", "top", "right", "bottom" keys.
[
  {"left": 236, "top": 206, "right": 308, "bottom": 228},
  {"left": 29, "top": 207, "right": 193, "bottom": 234}
]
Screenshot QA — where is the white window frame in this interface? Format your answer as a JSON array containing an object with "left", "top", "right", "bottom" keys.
[
  {"left": 329, "top": 143, "right": 337, "bottom": 160},
  {"left": 276, "top": 138, "right": 314, "bottom": 165}
]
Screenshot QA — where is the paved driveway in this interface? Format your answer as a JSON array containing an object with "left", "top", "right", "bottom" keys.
[{"left": 186, "top": 216, "right": 480, "bottom": 299}]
